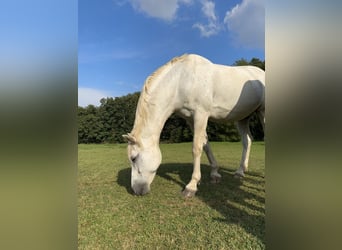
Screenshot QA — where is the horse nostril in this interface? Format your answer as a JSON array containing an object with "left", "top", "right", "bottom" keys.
[
  {"left": 134, "top": 187, "right": 142, "bottom": 195},
  {"left": 132, "top": 183, "right": 149, "bottom": 196}
]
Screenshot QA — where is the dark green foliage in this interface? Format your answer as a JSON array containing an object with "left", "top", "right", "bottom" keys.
[
  {"left": 161, "top": 115, "right": 193, "bottom": 143},
  {"left": 78, "top": 93, "right": 140, "bottom": 144},
  {"left": 78, "top": 58, "right": 265, "bottom": 144},
  {"left": 78, "top": 105, "right": 104, "bottom": 143},
  {"left": 234, "top": 57, "right": 265, "bottom": 70},
  {"left": 249, "top": 112, "right": 264, "bottom": 141},
  {"left": 233, "top": 58, "right": 249, "bottom": 66},
  {"left": 207, "top": 121, "right": 240, "bottom": 142},
  {"left": 98, "top": 93, "right": 140, "bottom": 143}
]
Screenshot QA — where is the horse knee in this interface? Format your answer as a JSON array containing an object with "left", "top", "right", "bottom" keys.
[
  {"left": 193, "top": 134, "right": 207, "bottom": 156},
  {"left": 192, "top": 144, "right": 203, "bottom": 156}
]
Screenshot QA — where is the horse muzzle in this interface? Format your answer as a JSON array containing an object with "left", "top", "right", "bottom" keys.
[{"left": 132, "top": 182, "right": 150, "bottom": 196}]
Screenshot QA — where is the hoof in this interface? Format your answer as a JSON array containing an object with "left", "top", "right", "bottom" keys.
[
  {"left": 210, "top": 175, "right": 221, "bottom": 184},
  {"left": 182, "top": 188, "right": 197, "bottom": 198}
]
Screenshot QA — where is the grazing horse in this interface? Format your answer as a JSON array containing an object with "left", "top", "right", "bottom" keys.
[{"left": 123, "top": 54, "right": 265, "bottom": 197}]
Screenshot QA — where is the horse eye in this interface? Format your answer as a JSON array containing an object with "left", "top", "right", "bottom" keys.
[{"left": 131, "top": 155, "right": 138, "bottom": 163}]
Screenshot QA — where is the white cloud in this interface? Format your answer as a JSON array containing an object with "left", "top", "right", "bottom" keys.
[
  {"left": 120, "top": 0, "right": 265, "bottom": 43},
  {"left": 113, "top": 0, "right": 129, "bottom": 6},
  {"left": 78, "top": 87, "right": 111, "bottom": 107},
  {"left": 224, "top": 0, "right": 265, "bottom": 49},
  {"left": 129, "top": 0, "right": 192, "bottom": 21},
  {"left": 193, "top": 22, "right": 219, "bottom": 37},
  {"left": 201, "top": 0, "right": 216, "bottom": 21},
  {"left": 193, "top": 0, "right": 220, "bottom": 37}
]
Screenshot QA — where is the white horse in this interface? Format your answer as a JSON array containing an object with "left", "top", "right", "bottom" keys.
[{"left": 123, "top": 54, "right": 265, "bottom": 197}]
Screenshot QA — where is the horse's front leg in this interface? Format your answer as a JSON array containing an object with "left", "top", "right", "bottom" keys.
[
  {"left": 185, "top": 118, "right": 221, "bottom": 184},
  {"left": 183, "top": 113, "right": 209, "bottom": 198}
]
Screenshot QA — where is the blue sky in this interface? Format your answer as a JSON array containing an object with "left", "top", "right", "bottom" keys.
[{"left": 79, "top": 0, "right": 265, "bottom": 106}]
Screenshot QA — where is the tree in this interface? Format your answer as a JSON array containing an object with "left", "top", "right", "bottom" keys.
[
  {"left": 249, "top": 58, "right": 265, "bottom": 70},
  {"left": 207, "top": 121, "right": 240, "bottom": 142},
  {"left": 233, "top": 57, "right": 265, "bottom": 70},
  {"left": 233, "top": 58, "right": 249, "bottom": 66},
  {"left": 78, "top": 105, "right": 104, "bottom": 143},
  {"left": 161, "top": 114, "right": 192, "bottom": 143},
  {"left": 98, "top": 92, "right": 140, "bottom": 143}
]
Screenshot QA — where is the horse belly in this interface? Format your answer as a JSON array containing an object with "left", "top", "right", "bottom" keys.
[
  {"left": 213, "top": 102, "right": 260, "bottom": 122},
  {"left": 210, "top": 81, "right": 264, "bottom": 122}
]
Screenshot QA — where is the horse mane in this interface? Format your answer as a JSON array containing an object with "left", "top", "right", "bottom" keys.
[
  {"left": 144, "top": 54, "right": 188, "bottom": 95},
  {"left": 132, "top": 54, "right": 188, "bottom": 138}
]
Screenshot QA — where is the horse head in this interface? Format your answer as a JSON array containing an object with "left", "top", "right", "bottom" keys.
[{"left": 122, "top": 133, "right": 162, "bottom": 195}]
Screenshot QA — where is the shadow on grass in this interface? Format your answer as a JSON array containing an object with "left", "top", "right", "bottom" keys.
[
  {"left": 117, "top": 163, "right": 265, "bottom": 244},
  {"left": 117, "top": 167, "right": 135, "bottom": 195},
  {"left": 159, "top": 163, "right": 265, "bottom": 244}
]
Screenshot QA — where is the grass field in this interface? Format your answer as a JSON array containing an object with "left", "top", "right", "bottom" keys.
[{"left": 78, "top": 142, "right": 265, "bottom": 249}]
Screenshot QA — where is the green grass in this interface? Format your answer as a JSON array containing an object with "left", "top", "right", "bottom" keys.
[{"left": 78, "top": 142, "right": 265, "bottom": 249}]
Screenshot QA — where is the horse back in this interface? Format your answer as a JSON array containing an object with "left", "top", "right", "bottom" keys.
[{"left": 174, "top": 56, "right": 264, "bottom": 122}]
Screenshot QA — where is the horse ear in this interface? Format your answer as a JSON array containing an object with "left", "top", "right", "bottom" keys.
[{"left": 122, "top": 133, "right": 136, "bottom": 144}]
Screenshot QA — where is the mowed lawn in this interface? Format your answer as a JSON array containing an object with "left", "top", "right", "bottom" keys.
[{"left": 78, "top": 142, "right": 265, "bottom": 249}]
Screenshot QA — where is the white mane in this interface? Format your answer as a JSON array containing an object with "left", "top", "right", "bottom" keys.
[{"left": 132, "top": 54, "right": 189, "bottom": 139}]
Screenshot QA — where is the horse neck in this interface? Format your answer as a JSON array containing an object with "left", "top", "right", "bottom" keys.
[{"left": 132, "top": 85, "right": 175, "bottom": 147}]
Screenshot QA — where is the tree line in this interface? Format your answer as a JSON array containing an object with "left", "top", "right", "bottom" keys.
[{"left": 78, "top": 58, "right": 265, "bottom": 144}]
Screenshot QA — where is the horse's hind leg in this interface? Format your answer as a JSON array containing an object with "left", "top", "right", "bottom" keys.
[
  {"left": 183, "top": 112, "right": 209, "bottom": 198},
  {"left": 203, "top": 141, "right": 221, "bottom": 183},
  {"left": 257, "top": 109, "right": 265, "bottom": 136},
  {"left": 235, "top": 117, "right": 253, "bottom": 178},
  {"left": 185, "top": 118, "right": 221, "bottom": 184}
]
